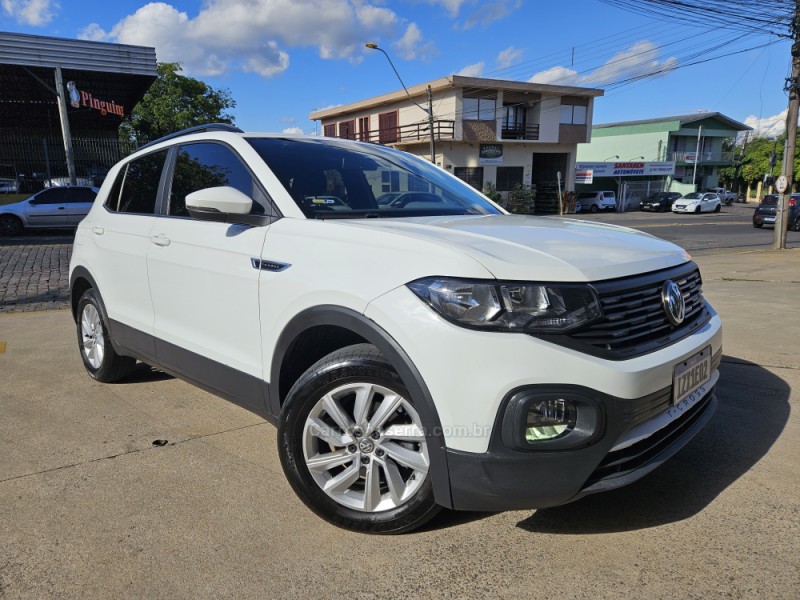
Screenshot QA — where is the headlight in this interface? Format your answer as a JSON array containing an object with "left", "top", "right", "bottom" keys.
[{"left": 407, "top": 277, "right": 602, "bottom": 333}]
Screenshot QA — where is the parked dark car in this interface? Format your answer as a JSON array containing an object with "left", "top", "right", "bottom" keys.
[
  {"left": 639, "top": 192, "right": 682, "bottom": 212},
  {"left": 753, "top": 193, "right": 800, "bottom": 230}
]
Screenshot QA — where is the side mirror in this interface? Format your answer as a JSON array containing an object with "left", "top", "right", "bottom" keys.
[{"left": 186, "top": 186, "right": 252, "bottom": 218}]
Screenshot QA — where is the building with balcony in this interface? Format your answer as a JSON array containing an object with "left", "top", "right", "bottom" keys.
[
  {"left": 576, "top": 112, "right": 751, "bottom": 194},
  {"left": 309, "top": 76, "right": 603, "bottom": 210}
]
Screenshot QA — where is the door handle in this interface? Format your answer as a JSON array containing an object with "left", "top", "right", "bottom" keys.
[
  {"left": 150, "top": 234, "right": 171, "bottom": 247},
  {"left": 92, "top": 227, "right": 104, "bottom": 235}
]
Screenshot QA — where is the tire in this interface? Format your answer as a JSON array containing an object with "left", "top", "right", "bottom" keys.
[
  {"left": 695, "top": 206, "right": 702, "bottom": 214},
  {"left": 278, "top": 343, "right": 441, "bottom": 534},
  {"left": 0, "top": 214, "right": 23, "bottom": 236},
  {"left": 753, "top": 222, "right": 763, "bottom": 228},
  {"left": 590, "top": 204, "right": 599, "bottom": 213},
  {"left": 714, "top": 204, "right": 721, "bottom": 213},
  {"left": 76, "top": 289, "right": 137, "bottom": 382}
]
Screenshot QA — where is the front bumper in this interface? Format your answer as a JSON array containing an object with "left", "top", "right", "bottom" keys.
[
  {"left": 446, "top": 369, "right": 719, "bottom": 510},
  {"left": 672, "top": 204, "right": 698, "bottom": 213}
]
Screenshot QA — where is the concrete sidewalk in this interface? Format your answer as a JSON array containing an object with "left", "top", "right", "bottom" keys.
[{"left": 0, "top": 249, "right": 798, "bottom": 599}]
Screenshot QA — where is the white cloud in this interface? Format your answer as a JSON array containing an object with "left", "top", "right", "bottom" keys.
[
  {"left": 529, "top": 66, "right": 579, "bottom": 86},
  {"left": 282, "top": 126, "right": 305, "bottom": 134},
  {"left": 421, "top": 0, "right": 466, "bottom": 17},
  {"left": 80, "top": 0, "right": 411, "bottom": 78},
  {"left": 745, "top": 110, "right": 787, "bottom": 138},
  {"left": 394, "top": 22, "right": 437, "bottom": 61},
  {"left": 496, "top": 46, "right": 523, "bottom": 69},
  {"left": 459, "top": 0, "right": 520, "bottom": 29},
  {"left": 529, "top": 41, "right": 677, "bottom": 88},
  {"left": 1, "top": 0, "right": 57, "bottom": 25},
  {"left": 457, "top": 61, "right": 484, "bottom": 77}
]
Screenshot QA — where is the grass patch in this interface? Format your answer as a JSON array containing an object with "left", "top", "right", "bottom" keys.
[{"left": 0, "top": 194, "right": 27, "bottom": 206}]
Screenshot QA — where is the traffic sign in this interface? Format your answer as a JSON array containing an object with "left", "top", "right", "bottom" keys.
[{"left": 776, "top": 175, "right": 788, "bottom": 193}]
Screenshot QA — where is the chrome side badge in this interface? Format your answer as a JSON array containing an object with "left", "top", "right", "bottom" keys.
[
  {"left": 661, "top": 280, "right": 685, "bottom": 326},
  {"left": 251, "top": 258, "right": 291, "bottom": 272}
]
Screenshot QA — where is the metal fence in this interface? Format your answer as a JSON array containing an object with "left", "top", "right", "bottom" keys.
[
  {"left": 620, "top": 179, "right": 667, "bottom": 211},
  {"left": 0, "top": 133, "right": 138, "bottom": 193}
]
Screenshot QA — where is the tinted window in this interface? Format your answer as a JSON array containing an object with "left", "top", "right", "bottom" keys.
[
  {"left": 31, "top": 189, "right": 66, "bottom": 205},
  {"left": 65, "top": 188, "right": 97, "bottom": 203},
  {"left": 169, "top": 143, "right": 265, "bottom": 217},
  {"left": 105, "top": 150, "right": 168, "bottom": 214}
]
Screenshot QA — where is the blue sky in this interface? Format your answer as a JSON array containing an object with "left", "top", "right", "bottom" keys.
[{"left": 1, "top": 0, "right": 792, "bottom": 137}]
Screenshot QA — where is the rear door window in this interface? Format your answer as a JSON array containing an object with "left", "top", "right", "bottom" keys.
[{"left": 105, "top": 150, "right": 168, "bottom": 214}]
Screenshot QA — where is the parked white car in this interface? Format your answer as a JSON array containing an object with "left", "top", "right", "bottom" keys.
[
  {"left": 672, "top": 192, "right": 722, "bottom": 214},
  {"left": 0, "top": 186, "right": 99, "bottom": 236},
  {"left": 576, "top": 190, "right": 617, "bottom": 213},
  {"left": 69, "top": 125, "right": 722, "bottom": 533}
]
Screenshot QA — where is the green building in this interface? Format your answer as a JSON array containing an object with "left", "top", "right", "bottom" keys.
[{"left": 576, "top": 112, "right": 751, "bottom": 202}]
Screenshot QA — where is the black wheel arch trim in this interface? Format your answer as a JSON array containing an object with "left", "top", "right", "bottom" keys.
[{"left": 270, "top": 305, "right": 453, "bottom": 509}]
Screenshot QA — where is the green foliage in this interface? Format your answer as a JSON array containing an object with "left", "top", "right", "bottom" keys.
[
  {"left": 507, "top": 183, "right": 535, "bottom": 214},
  {"left": 720, "top": 131, "right": 800, "bottom": 188},
  {"left": 483, "top": 181, "right": 502, "bottom": 204},
  {"left": 120, "top": 62, "right": 236, "bottom": 143}
]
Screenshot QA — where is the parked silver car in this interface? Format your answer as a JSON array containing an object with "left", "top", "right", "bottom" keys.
[{"left": 0, "top": 186, "right": 99, "bottom": 236}]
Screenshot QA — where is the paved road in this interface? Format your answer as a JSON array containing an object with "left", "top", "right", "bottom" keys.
[
  {"left": 1, "top": 251, "right": 797, "bottom": 599},
  {"left": 0, "top": 204, "right": 797, "bottom": 314}
]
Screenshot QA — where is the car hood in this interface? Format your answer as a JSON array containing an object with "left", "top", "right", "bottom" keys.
[{"left": 340, "top": 214, "right": 689, "bottom": 282}]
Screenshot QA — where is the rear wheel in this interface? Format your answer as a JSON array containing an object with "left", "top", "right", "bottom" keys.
[
  {"left": 278, "top": 344, "right": 440, "bottom": 534},
  {"left": 695, "top": 206, "right": 702, "bottom": 214},
  {"left": 0, "top": 214, "right": 23, "bottom": 236},
  {"left": 590, "top": 204, "right": 599, "bottom": 213},
  {"left": 753, "top": 222, "right": 763, "bottom": 228},
  {"left": 76, "top": 289, "right": 137, "bottom": 382},
  {"left": 714, "top": 204, "right": 721, "bottom": 213}
]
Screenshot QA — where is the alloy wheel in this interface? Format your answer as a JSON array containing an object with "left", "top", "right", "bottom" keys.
[
  {"left": 301, "top": 382, "right": 429, "bottom": 513},
  {"left": 80, "top": 304, "right": 105, "bottom": 369}
]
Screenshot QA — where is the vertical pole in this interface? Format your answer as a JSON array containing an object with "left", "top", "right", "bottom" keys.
[
  {"left": 427, "top": 85, "right": 436, "bottom": 165},
  {"left": 43, "top": 138, "right": 52, "bottom": 182},
  {"left": 692, "top": 125, "right": 703, "bottom": 190},
  {"left": 776, "top": 0, "right": 800, "bottom": 249},
  {"left": 54, "top": 67, "right": 77, "bottom": 186}
]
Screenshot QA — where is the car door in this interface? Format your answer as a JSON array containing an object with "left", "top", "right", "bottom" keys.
[
  {"left": 25, "top": 188, "right": 67, "bottom": 227},
  {"left": 146, "top": 141, "right": 275, "bottom": 407},
  {"left": 65, "top": 187, "right": 97, "bottom": 226},
  {"left": 86, "top": 150, "right": 168, "bottom": 353}
]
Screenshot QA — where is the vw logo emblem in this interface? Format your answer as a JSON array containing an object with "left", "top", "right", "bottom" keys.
[{"left": 662, "top": 280, "right": 685, "bottom": 326}]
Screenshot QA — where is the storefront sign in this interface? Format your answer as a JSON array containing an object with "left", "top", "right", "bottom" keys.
[
  {"left": 479, "top": 144, "right": 503, "bottom": 165},
  {"left": 575, "top": 161, "right": 676, "bottom": 177},
  {"left": 66, "top": 81, "right": 125, "bottom": 117},
  {"left": 575, "top": 169, "right": 593, "bottom": 184}
]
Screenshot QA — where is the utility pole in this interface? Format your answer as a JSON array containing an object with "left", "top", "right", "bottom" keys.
[
  {"left": 776, "top": 0, "right": 800, "bottom": 249},
  {"left": 427, "top": 85, "right": 436, "bottom": 165},
  {"left": 54, "top": 66, "right": 77, "bottom": 186}
]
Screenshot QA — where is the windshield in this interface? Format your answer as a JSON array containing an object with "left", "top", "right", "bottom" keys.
[
  {"left": 247, "top": 137, "right": 502, "bottom": 219},
  {"left": 683, "top": 193, "right": 702, "bottom": 200}
]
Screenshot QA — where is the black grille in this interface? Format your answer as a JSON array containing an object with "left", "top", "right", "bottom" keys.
[
  {"left": 540, "top": 262, "right": 711, "bottom": 360},
  {"left": 584, "top": 385, "right": 715, "bottom": 487}
]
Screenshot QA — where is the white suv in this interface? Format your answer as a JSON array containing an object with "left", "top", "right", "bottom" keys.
[{"left": 70, "top": 125, "right": 722, "bottom": 533}]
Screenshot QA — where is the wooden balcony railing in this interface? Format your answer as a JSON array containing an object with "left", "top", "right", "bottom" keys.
[
  {"left": 330, "top": 120, "right": 455, "bottom": 145},
  {"left": 501, "top": 124, "right": 540, "bottom": 141}
]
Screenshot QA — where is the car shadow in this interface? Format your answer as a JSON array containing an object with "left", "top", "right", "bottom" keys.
[
  {"left": 119, "top": 362, "right": 175, "bottom": 383},
  {"left": 515, "top": 357, "right": 790, "bottom": 534}
]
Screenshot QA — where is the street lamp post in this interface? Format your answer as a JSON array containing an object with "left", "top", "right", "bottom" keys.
[
  {"left": 365, "top": 43, "right": 436, "bottom": 164},
  {"left": 603, "top": 155, "right": 619, "bottom": 161}
]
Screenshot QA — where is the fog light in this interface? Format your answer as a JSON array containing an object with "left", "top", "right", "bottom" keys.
[{"left": 525, "top": 399, "right": 577, "bottom": 442}]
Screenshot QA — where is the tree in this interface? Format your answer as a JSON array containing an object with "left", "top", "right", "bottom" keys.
[
  {"left": 121, "top": 62, "right": 236, "bottom": 143},
  {"left": 719, "top": 132, "right": 800, "bottom": 190}
]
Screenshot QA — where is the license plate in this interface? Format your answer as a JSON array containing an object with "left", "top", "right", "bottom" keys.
[
  {"left": 764, "top": 216, "right": 776, "bottom": 223},
  {"left": 673, "top": 346, "right": 712, "bottom": 405}
]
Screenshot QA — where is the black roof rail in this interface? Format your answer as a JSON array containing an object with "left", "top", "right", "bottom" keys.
[{"left": 137, "top": 123, "right": 244, "bottom": 151}]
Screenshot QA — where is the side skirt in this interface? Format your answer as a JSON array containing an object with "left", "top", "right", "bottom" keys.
[{"left": 109, "top": 319, "right": 274, "bottom": 423}]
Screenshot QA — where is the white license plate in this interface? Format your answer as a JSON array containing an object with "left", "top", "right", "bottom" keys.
[
  {"left": 764, "top": 216, "right": 776, "bottom": 223},
  {"left": 673, "top": 346, "right": 712, "bottom": 405}
]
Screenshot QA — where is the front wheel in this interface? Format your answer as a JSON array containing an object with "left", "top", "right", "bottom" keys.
[
  {"left": 278, "top": 344, "right": 440, "bottom": 534},
  {"left": 0, "top": 214, "right": 23, "bottom": 236},
  {"left": 695, "top": 206, "right": 702, "bottom": 214},
  {"left": 714, "top": 204, "right": 721, "bottom": 213},
  {"left": 590, "top": 204, "right": 599, "bottom": 213}
]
